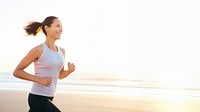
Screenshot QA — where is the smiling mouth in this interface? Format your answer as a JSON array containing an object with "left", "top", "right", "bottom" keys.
[{"left": 57, "top": 32, "right": 62, "bottom": 35}]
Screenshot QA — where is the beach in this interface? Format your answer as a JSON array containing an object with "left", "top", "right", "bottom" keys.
[
  {"left": 0, "top": 90, "right": 139, "bottom": 112},
  {"left": 1, "top": 90, "right": 200, "bottom": 112},
  {"left": 1, "top": 73, "right": 200, "bottom": 112}
]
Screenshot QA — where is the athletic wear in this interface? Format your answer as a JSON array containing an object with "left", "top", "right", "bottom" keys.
[
  {"left": 28, "top": 43, "right": 64, "bottom": 111},
  {"left": 28, "top": 93, "right": 61, "bottom": 112},
  {"left": 30, "top": 43, "right": 64, "bottom": 97}
]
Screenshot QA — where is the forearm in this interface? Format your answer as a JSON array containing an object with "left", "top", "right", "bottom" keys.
[
  {"left": 13, "top": 69, "right": 39, "bottom": 83},
  {"left": 59, "top": 62, "right": 75, "bottom": 79},
  {"left": 59, "top": 70, "right": 72, "bottom": 80}
]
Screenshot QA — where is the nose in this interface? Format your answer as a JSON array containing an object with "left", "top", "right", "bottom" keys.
[{"left": 59, "top": 27, "right": 63, "bottom": 33}]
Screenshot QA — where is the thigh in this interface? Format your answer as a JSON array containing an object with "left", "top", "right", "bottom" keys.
[
  {"left": 46, "top": 100, "right": 61, "bottom": 112},
  {"left": 28, "top": 94, "right": 49, "bottom": 112},
  {"left": 28, "top": 93, "right": 61, "bottom": 112}
]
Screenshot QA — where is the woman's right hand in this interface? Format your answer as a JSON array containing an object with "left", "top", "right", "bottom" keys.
[{"left": 37, "top": 77, "right": 53, "bottom": 86}]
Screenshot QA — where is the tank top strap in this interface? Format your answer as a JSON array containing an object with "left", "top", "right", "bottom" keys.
[
  {"left": 57, "top": 46, "right": 63, "bottom": 54},
  {"left": 42, "top": 42, "right": 48, "bottom": 51}
]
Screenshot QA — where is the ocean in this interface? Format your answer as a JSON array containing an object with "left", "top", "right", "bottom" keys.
[{"left": 1, "top": 72, "right": 200, "bottom": 101}]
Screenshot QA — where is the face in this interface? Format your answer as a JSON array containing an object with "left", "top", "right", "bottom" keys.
[{"left": 45, "top": 19, "right": 63, "bottom": 39}]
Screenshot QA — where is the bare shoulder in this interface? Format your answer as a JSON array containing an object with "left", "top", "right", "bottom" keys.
[
  {"left": 30, "top": 44, "right": 42, "bottom": 53},
  {"left": 28, "top": 44, "right": 43, "bottom": 61}
]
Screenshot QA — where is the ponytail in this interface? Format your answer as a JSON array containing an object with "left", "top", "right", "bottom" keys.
[
  {"left": 24, "top": 16, "right": 58, "bottom": 36},
  {"left": 24, "top": 22, "right": 42, "bottom": 36}
]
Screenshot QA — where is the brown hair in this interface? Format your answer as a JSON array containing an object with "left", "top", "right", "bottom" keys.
[{"left": 24, "top": 16, "right": 58, "bottom": 36}]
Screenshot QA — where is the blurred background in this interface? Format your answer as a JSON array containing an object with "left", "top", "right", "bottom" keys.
[
  {"left": 1, "top": 1, "right": 200, "bottom": 112},
  {"left": 1, "top": 0, "right": 200, "bottom": 93}
]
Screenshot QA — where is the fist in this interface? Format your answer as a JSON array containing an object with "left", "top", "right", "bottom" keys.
[
  {"left": 38, "top": 77, "right": 53, "bottom": 86},
  {"left": 68, "top": 62, "right": 75, "bottom": 73}
]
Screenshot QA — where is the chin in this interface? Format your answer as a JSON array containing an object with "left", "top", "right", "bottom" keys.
[{"left": 55, "top": 36, "right": 61, "bottom": 40}]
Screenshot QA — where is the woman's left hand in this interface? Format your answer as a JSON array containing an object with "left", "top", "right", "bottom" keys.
[{"left": 68, "top": 62, "right": 75, "bottom": 73}]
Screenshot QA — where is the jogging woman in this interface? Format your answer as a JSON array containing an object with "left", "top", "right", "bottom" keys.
[{"left": 13, "top": 16, "right": 75, "bottom": 112}]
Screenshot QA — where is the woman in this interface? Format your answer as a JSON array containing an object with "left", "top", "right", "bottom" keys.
[{"left": 13, "top": 16, "right": 75, "bottom": 112}]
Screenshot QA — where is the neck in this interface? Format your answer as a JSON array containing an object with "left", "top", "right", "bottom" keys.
[{"left": 45, "top": 38, "right": 57, "bottom": 51}]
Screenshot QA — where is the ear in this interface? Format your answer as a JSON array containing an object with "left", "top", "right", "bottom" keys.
[{"left": 44, "top": 26, "right": 49, "bottom": 31}]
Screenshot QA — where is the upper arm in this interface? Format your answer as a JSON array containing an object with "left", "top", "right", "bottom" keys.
[{"left": 15, "top": 45, "right": 42, "bottom": 70}]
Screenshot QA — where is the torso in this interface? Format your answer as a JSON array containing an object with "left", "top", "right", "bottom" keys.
[{"left": 30, "top": 43, "right": 64, "bottom": 97}]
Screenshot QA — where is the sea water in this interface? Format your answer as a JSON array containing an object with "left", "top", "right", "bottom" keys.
[{"left": 1, "top": 72, "right": 200, "bottom": 101}]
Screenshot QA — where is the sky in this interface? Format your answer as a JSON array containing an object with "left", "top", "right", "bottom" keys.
[{"left": 1, "top": 0, "right": 200, "bottom": 83}]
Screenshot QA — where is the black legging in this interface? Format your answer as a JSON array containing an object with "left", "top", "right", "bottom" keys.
[{"left": 28, "top": 93, "right": 61, "bottom": 112}]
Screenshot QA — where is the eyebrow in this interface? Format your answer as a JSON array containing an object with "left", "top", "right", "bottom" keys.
[{"left": 52, "top": 23, "right": 62, "bottom": 27}]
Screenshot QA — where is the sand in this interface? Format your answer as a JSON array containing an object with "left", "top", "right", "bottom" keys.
[{"left": 0, "top": 90, "right": 200, "bottom": 112}]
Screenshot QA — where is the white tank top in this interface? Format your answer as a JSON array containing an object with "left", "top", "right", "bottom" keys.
[{"left": 30, "top": 43, "right": 64, "bottom": 97}]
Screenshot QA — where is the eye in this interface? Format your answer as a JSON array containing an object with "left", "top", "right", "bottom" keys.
[
  {"left": 57, "top": 25, "right": 60, "bottom": 27},
  {"left": 57, "top": 24, "right": 62, "bottom": 28}
]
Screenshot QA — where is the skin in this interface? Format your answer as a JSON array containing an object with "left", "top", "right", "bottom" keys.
[{"left": 13, "top": 19, "right": 75, "bottom": 86}]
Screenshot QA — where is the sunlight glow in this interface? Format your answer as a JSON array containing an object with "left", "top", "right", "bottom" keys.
[
  {"left": 1, "top": 0, "right": 200, "bottom": 84},
  {"left": 157, "top": 67, "right": 194, "bottom": 104},
  {"left": 158, "top": 67, "right": 191, "bottom": 89}
]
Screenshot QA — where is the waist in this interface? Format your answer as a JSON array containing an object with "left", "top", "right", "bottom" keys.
[
  {"left": 30, "top": 82, "right": 57, "bottom": 97},
  {"left": 29, "top": 93, "right": 54, "bottom": 101}
]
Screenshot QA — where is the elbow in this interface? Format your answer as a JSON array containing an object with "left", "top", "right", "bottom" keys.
[
  {"left": 13, "top": 69, "right": 19, "bottom": 78},
  {"left": 58, "top": 76, "right": 63, "bottom": 80}
]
